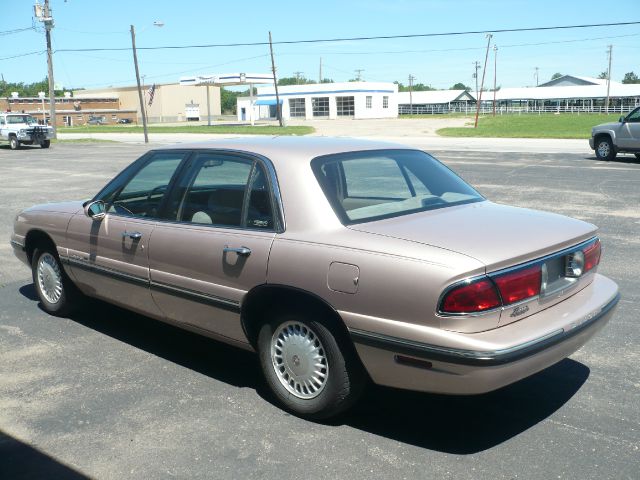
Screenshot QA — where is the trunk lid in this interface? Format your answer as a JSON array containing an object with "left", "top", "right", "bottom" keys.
[{"left": 348, "top": 201, "right": 597, "bottom": 272}]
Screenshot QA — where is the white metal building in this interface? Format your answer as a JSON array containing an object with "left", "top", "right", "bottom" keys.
[
  {"left": 481, "top": 76, "right": 640, "bottom": 113},
  {"left": 397, "top": 90, "right": 476, "bottom": 114},
  {"left": 237, "top": 82, "right": 398, "bottom": 121}
]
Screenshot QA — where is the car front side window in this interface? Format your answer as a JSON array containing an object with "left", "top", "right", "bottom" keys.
[
  {"left": 106, "top": 152, "right": 187, "bottom": 218},
  {"left": 626, "top": 108, "right": 640, "bottom": 123}
]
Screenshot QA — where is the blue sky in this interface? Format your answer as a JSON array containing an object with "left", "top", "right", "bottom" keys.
[{"left": 2, "top": 0, "right": 639, "bottom": 91}]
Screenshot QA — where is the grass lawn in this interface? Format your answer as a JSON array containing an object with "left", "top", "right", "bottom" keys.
[
  {"left": 59, "top": 124, "right": 314, "bottom": 135},
  {"left": 436, "top": 114, "right": 621, "bottom": 139}
]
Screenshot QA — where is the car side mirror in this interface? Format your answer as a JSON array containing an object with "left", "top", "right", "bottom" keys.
[
  {"left": 619, "top": 116, "right": 626, "bottom": 123},
  {"left": 83, "top": 200, "right": 106, "bottom": 220}
]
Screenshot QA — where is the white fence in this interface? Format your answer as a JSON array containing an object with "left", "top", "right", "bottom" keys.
[{"left": 399, "top": 103, "right": 640, "bottom": 115}]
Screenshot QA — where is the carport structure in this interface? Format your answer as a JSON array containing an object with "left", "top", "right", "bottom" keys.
[{"left": 179, "top": 73, "right": 274, "bottom": 125}]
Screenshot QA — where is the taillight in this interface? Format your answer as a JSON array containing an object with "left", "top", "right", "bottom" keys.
[
  {"left": 493, "top": 264, "right": 542, "bottom": 305},
  {"left": 583, "top": 239, "right": 601, "bottom": 273},
  {"left": 440, "top": 279, "right": 500, "bottom": 314},
  {"left": 440, "top": 239, "right": 600, "bottom": 316}
]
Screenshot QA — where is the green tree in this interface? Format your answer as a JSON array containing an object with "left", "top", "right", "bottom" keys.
[
  {"left": 277, "top": 76, "right": 315, "bottom": 86},
  {"left": 597, "top": 71, "right": 608, "bottom": 79},
  {"left": 394, "top": 81, "right": 435, "bottom": 92},
  {"left": 450, "top": 82, "right": 471, "bottom": 91},
  {"left": 219, "top": 87, "right": 249, "bottom": 114},
  {"left": 621, "top": 71, "right": 640, "bottom": 84},
  {"left": 0, "top": 77, "right": 62, "bottom": 98},
  {"left": 551, "top": 72, "right": 563, "bottom": 80}
]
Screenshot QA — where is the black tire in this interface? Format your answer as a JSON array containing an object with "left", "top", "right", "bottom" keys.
[
  {"left": 41, "top": 140, "right": 51, "bottom": 148},
  {"left": 32, "top": 247, "right": 79, "bottom": 316},
  {"left": 594, "top": 136, "right": 616, "bottom": 161},
  {"left": 634, "top": 153, "right": 640, "bottom": 161},
  {"left": 258, "top": 312, "right": 365, "bottom": 420},
  {"left": 9, "top": 136, "right": 20, "bottom": 150}
]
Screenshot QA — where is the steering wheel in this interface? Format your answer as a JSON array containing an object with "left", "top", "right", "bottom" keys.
[
  {"left": 146, "top": 185, "right": 167, "bottom": 204},
  {"left": 111, "top": 202, "right": 134, "bottom": 215}
]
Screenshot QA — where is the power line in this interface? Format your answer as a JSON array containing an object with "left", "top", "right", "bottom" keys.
[
  {"left": 277, "top": 32, "right": 640, "bottom": 56},
  {"left": 0, "top": 27, "right": 35, "bottom": 36},
  {"left": 48, "top": 21, "right": 640, "bottom": 53},
  {"left": 0, "top": 50, "right": 46, "bottom": 61}
]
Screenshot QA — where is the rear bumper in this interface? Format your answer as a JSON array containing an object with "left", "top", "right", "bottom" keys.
[
  {"left": 346, "top": 274, "right": 619, "bottom": 394},
  {"left": 588, "top": 137, "right": 595, "bottom": 150}
]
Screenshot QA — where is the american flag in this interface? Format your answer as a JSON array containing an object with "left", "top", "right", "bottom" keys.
[{"left": 147, "top": 84, "right": 156, "bottom": 106}]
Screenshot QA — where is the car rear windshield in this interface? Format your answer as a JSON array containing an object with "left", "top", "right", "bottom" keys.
[{"left": 311, "top": 149, "right": 484, "bottom": 224}]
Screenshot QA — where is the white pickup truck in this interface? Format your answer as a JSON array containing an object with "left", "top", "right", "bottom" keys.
[
  {"left": 0, "top": 113, "right": 54, "bottom": 150},
  {"left": 589, "top": 106, "right": 640, "bottom": 161}
]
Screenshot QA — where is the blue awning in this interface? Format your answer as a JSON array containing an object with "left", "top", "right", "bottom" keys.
[{"left": 255, "top": 99, "right": 282, "bottom": 106}]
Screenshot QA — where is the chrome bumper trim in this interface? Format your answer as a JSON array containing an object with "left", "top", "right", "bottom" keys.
[{"left": 350, "top": 293, "right": 619, "bottom": 367}]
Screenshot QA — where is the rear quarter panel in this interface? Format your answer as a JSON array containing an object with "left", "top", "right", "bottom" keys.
[{"left": 267, "top": 228, "right": 486, "bottom": 330}]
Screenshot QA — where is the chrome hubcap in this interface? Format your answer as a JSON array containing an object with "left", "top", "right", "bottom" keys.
[
  {"left": 37, "top": 253, "right": 63, "bottom": 304},
  {"left": 597, "top": 141, "right": 610, "bottom": 157},
  {"left": 270, "top": 321, "right": 328, "bottom": 399}
]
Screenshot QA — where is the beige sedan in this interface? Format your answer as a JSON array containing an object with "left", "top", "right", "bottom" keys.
[{"left": 11, "top": 137, "right": 619, "bottom": 419}]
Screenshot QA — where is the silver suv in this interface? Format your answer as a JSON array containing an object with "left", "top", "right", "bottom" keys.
[{"left": 590, "top": 106, "right": 640, "bottom": 161}]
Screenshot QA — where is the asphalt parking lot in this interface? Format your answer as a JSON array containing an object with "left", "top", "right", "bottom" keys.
[{"left": 0, "top": 142, "right": 639, "bottom": 479}]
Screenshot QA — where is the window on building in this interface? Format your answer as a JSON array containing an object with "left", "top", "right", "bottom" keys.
[
  {"left": 312, "top": 97, "right": 330, "bottom": 117},
  {"left": 288, "top": 98, "right": 306, "bottom": 118},
  {"left": 336, "top": 96, "right": 355, "bottom": 116},
  {"left": 366, "top": 96, "right": 372, "bottom": 109},
  {"left": 383, "top": 96, "right": 389, "bottom": 109}
]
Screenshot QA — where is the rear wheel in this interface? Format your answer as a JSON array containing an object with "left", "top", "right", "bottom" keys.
[
  {"left": 258, "top": 312, "right": 365, "bottom": 420},
  {"left": 41, "top": 140, "right": 51, "bottom": 149},
  {"left": 9, "top": 136, "right": 19, "bottom": 150},
  {"left": 32, "top": 248, "right": 79, "bottom": 316},
  {"left": 595, "top": 137, "right": 616, "bottom": 161}
]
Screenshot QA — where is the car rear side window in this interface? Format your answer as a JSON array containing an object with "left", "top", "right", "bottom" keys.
[{"left": 312, "top": 149, "right": 484, "bottom": 224}]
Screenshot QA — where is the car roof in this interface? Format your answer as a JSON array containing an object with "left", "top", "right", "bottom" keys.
[{"left": 157, "top": 136, "right": 416, "bottom": 164}]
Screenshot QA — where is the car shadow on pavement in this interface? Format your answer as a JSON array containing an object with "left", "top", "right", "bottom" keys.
[
  {"left": 587, "top": 154, "right": 640, "bottom": 164},
  {"left": 0, "top": 430, "right": 89, "bottom": 480},
  {"left": 18, "top": 283, "right": 590, "bottom": 455},
  {"left": 341, "top": 358, "right": 589, "bottom": 454},
  {"left": 19, "top": 284, "right": 262, "bottom": 391}
]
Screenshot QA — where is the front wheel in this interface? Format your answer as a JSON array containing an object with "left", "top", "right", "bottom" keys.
[
  {"left": 594, "top": 137, "right": 616, "bottom": 161},
  {"left": 32, "top": 248, "right": 78, "bottom": 316},
  {"left": 258, "top": 314, "right": 365, "bottom": 420},
  {"left": 9, "top": 136, "right": 20, "bottom": 150},
  {"left": 41, "top": 140, "right": 51, "bottom": 148}
]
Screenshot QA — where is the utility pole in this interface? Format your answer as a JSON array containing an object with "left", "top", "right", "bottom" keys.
[
  {"left": 35, "top": 1, "right": 57, "bottom": 137},
  {"left": 473, "top": 61, "right": 480, "bottom": 100},
  {"left": 534, "top": 66, "right": 539, "bottom": 86},
  {"left": 355, "top": 69, "right": 364, "bottom": 81},
  {"left": 493, "top": 45, "right": 498, "bottom": 116},
  {"left": 269, "top": 31, "right": 283, "bottom": 127},
  {"left": 605, "top": 44, "right": 613, "bottom": 113},
  {"left": 408, "top": 74, "right": 415, "bottom": 114},
  {"left": 474, "top": 34, "right": 492, "bottom": 128},
  {"left": 130, "top": 25, "right": 149, "bottom": 143},
  {"left": 319, "top": 57, "right": 322, "bottom": 83}
]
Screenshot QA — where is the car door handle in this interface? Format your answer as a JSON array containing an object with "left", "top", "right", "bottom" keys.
[
  {"left": 122, "top": 231, "right": 143, "bottom": 240},
  {"left": 223, "top": 245, "right": 251, "bottom": 257}
]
